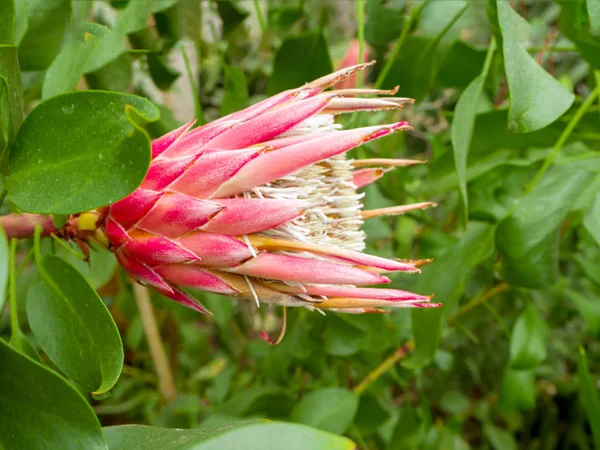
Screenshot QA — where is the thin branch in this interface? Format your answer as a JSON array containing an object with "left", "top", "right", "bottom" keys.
[
  {"left": 0, "top": 213, "right": 57, "bottom": 239},
  {"left": 448, "top": 283, "right": 509, "bottom": 325},
  {"left": 131, "top": 281, "right": 177, "bottom": 403},
  {"left": 353, "top": 340, "right": 414, "bottom": 394}
]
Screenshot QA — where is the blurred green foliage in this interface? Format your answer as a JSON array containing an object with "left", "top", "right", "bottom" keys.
[{"left": 1, "top": 0, "right": 600, "bottom": 449}]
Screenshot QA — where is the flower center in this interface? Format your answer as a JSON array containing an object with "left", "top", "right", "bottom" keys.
[{"left": 249, "top": 114, "right": 365, "bottom": 252}]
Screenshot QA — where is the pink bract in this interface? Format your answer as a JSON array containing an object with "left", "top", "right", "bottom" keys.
[{"left": 105, "top": 63, "right": 439, "bottom": 315}]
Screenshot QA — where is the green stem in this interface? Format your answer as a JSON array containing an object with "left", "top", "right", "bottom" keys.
[
  {"left": 253, "top": 0, "right": 267, "bottom": 33},
  {"left": 50, "top": 233, "right": 86, "bottom": 260},
  {"left": 356, "top": 0, "right": 365, "bottom": 89},
  {"left": 375, "top": 0, "right": 432, "bottom": 89},
  {"left": 448, "top": 283, "right": 508, "bottom": 324},
  {"left": 132, "top": 281, "right": 177, "bottom": 403},
  {"left": 181, "top": 44, "right": 205, "bottom": 125},
  {"left": 353, "top": 341, "right": 414, "bottom": 394},
  {"left": 524, "top": 78, "right": 600, "bottom": 195},
  {"left": 8, "top": 238, "right": 21, "bottom": 351},
  {"left": 526, "top": 46, "right": 577, "bottom": 53}
]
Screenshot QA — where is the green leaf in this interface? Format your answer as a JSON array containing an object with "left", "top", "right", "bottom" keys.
[
  {"left": 268, "top": 31, "right": 332, "bottom": 95},
  {"left": 354, "top": 394, "right": 390, "bottom": 433},
  {"left": 558, "top": 0, "right": 600, "bottom": 70},
  {"left": 378, "top": 3, "right": 467, "bottom": 100},
  {"left": 147, "top": 52, "right": 180, "bottom": 91},
  {"left": 387, "top": 407, "right": 421, "bottom": 450},
  {"left": 437, "top": 41, "right": 487, "bottom": 89},
  {"left": 483, "top": 424, "right": 517, "bottom": 450},
  {"left": 0, "top": 44, "right": 24, "bottom": 137},
  {"left": 0, "top": 0, "right": 15, "bottom": 45},
  {"left": 85, "top": 53, "right": 133, "bottom": 92},
  {"left": 499, "top": 368, "right": 536, "bottom": 411},
  {"left": 578, "top": 347, "right": 600, "bottom": 450},
  {"left": 291, "top": 388, "right": 359, "bottom": 435},
  {"left": 0, "top": 338, "right": 107, "bottom": 450},
  {"left": 221, "top": 64, "right": 248, "bottom": 116},
  {"left": 13, "top": 0, "right": 28, "bottom": 46},
  {"left": 104, "top": 422, "right": 354, "bottom": 450},
  {"left": 0, "top": 227, "right": 8, "bottom": 312},
  {"left": 27, "top": 255, "right": 123, "bottom": 394},
  {"left": 7, "top": 91, "right": 159, "bottom": 214},
  {"left": 84, "top": 1, "right": 153, "bottom": 73},
  {"left": 409, "top": 3, "right": 468, "bottom": 102},
  {"left": 216, "top": 0, "right": 249, "bottom": 36},
  {"left": 589, "top": 0, "right": 600, "bottom": 35},
  {"left": 42, "top": 23, "right": 106, "bottom": 99},
  {"left": 584, "top": 192, "right": 600, "bottom": 247},
  {"left": 325, "top": 315, "right": 364, "bottom": 356},
  {"left": 404, "top": 222, "right": 495, "bottom": 369},
  {"left": 496, "top": 162, "right": 594, "bottom": 288},
  {"left": 365, "top": 1, "right": 404, "bottom": 47},
  {"left": 451, "top": 39, "right": 496, "bottom": 222},
  {"left": 220, "top": 385, "right": 294, "bottom": 417},
  {"left": 496, "top": 0, "right": 574, "bottom": 132},
  {"left": 566, "top": 289, "right": 600, "bottom": 336},
  {"left": 0, "top": 75, "right": 9, "bottom": 159},
  {"left": 509, "top": 304, "right": 547, "bottom": 370},
  {"left": 17, "top": 0, "right": 71, "bottom": 70}
]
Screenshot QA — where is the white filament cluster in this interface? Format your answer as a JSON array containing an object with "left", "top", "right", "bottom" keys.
[{"left": 251, "top": 114, "right": 366, "bottom": 252}]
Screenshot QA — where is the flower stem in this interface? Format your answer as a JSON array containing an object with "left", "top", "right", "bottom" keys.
[
  {"left": 353, "top": 340, "right": 414, "bottom": 394},
  {"left": 8, "top": 238, "right": 22, "bottom": 351},
  {"left": 0, "top": 213, "right": 57, "bottom": 239},
  {"left": 253, "top": 0, "right": 267, "bottom": 34},
  {"left": 131, "top": 281, "right": 177, "bottom": 403},
  {"left": 448, "top": 283, "right": 509, "bottom": 325},
  {"left": 356, "top": 0, "right": 365, "bottom": 89},
  {"left": 524, "top": 76, "right": 600, "bottom": 195},
  {"left": 375, "top": 0, "right": 432, "bottom": 89}
]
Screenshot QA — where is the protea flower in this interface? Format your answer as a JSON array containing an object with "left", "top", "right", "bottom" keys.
[{"left": 104, "top": 62, "right": 439, "bottom": 315}]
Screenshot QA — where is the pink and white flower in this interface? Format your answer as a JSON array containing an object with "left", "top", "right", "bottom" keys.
[{"left": 105, "top": 63, "right": 439, "bottom": 315}]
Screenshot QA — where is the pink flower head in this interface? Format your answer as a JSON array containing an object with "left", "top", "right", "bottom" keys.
[{"left": 105, "top": 63, "right": 439, "bottom": 315}]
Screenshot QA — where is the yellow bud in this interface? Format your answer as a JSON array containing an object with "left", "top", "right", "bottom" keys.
[{"left": 78, "top": 212, "right": 99, "bottom": 231}]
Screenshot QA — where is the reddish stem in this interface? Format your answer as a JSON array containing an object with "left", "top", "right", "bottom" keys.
[{"left": 0, "top": 213, "right": 57, "bottom": 239}]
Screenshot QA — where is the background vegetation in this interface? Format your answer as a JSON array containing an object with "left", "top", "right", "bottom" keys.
[{"left": 1, "top": 0, "right": 600, "bottom": 448}]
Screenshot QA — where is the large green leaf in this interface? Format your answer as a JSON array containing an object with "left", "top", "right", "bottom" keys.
[
  {"left": 104, "top": 422, "right": 354, "bottom": 450},
  {"left": 17, "top": 0, "right": 71, "bottom": 70},
  {"left": 496, "top": 162, "right": 594, "bottom": 288},
  {"left": 578, "top": 347, "right": 600, "bottom": 450},
  {"left": 267, "top": 31, "right": 332, "bottom": 95},
  {"left": 451, "top": 39, "right": 496, "bottom": 222},
  {"left": 7, "top": 91, "right": 159, "bottom": 214},
  {"left": 27, "top": 255, "right": 123, "bottom": 395},
  {"left": 404, "top": 222, "right": 496, "bottom": 369},
  {"left": 42, "top": 23, "right": 106, "bottom": 99},
  {"left": 509, "top": 303, "right": 547, "bottom": 370},
  {"left": 0, "top": 338, "right": 107, "bottom": 450},
  {"left": 496, "top": 0, "right": 574, "bottom": 132},
  {"left": 291, "top": 388, "right": 359, "bottom": 435}
]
